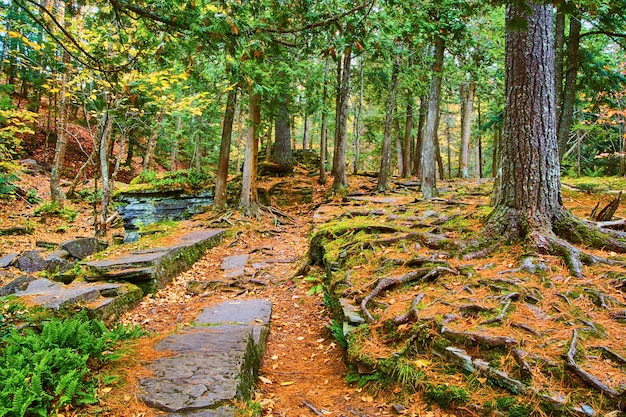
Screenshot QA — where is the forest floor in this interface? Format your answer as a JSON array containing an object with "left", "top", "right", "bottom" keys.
[{"left": 2, "top": 167, "right": 626, "bottom": 417}]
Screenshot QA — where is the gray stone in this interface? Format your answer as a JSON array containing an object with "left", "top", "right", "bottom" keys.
[
  {"left": 15, "top": 278, "right": 125, "bottom": 310},
  {"left": 195, "top": 299, "right": 271, "bottom": 327},
  {"left": 0, "top": 253, "right": 18, "bottom": 268},
  {"left": 340, "top": 298, "right": 365, "bottom": 325},
  {"left": 60, "top": 238, "right": 107, "bottom": 259},
  {"left": 221, "top": 255, "right": 248, "bottom": 271},
  {"left": 84, "top": 230, "right": 225, "bottom": 293},
  {"left": 0, "top": 275, "right": 36, "bottom": 296},
  {"left": 17, "top": 250, "right": 48, "bottom": 272},
  {"left": 139, "top": 299, "right": 271, "bottom": 415}
]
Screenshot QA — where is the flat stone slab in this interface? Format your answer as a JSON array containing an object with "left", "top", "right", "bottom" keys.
[
  {"left": 0, "top": 253, "right": 18, "bottom": 268},
  {"left": 139, "top": 299, "right": 271, "bottom": 415},
  {"left": 221, "top": 255, "right": 249, "bottom": 271},
  {"left": 13, "top": 278, "right": 142, "bottom": 317},
  {"left": 84, "top": 229, "right": 225, "bottom": 293}
]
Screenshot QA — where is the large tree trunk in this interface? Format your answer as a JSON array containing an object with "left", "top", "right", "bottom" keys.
[
  {"left": 420, "top": 36, "right": 445, "bottom": 199},
  {"left": 214, "top": 85, "right": 238, "bottom": 209},
  {"left": 554, "top": 8, "right": 565, "bottom": 125},
  {"left": 332, "top": 49, "right": 351, "bottom": 191},
  {"left": 557, "top": 14, "right": 581, "bottom": 161},
  {"left": 458, "top": 77, "right": 475, "bottom": 178},
  {"left": 489, "top": 1, "right": 560, "bottom": 236},
  {"left": 239, "top": 90, "right": 261, "bottom": 214},
  {"left": 272, "top": 94, "right": 294, "bottom": 169},
  {"left": 377, "top": 57, "right": 400, "bottom": 192}
]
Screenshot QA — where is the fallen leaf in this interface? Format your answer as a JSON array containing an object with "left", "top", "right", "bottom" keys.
[
  {"left": 101, "top": 387, "right": 112, "bottom": 394},
  {"left": 259, "top": 376, "right": 273, "bottom": 384},
  {"left": 280, "top": 381, "right": 295, "bottom": 386}
]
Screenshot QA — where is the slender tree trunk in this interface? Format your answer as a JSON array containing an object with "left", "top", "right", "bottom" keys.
[
  {"left": 302, "top": 114, "right": 310, "bottom": 149},
  {"left": 458, "top": 77, "right": 475, "bottom": 178},
  {"left": 489, "top": 1, "right": 560, "bottom": 235},
  {"left": 333, "top": 49, "right": 351, "bottom": 191},
  {"left": 331, "top": 54, "right": 343, "bottom": 177},
  {"left": 557, "top": 14, "right": 581, "bottom": 161},
  {"left": 476, "top": 99, "right": 483, "bottom": 178},
  {"left": 394, "top": 118, "right": 403, "bottom": 177},
  {"left": 319, "top": 58, "right": 330, "bottom": 185},
  {"left": 420, "top": 35, "right": 445, "bottom": 199},
  {"left": 143, "top": 109, "right": 164, "bottom": 170},
  {"left": 272, "top": 94, "right": 294, "bottom": 169},
  {"left": 170, "top": 115, "right": 181, "bottom": 171},
  {"left": 96, "top": 106, "right": 113, "bottom": 237},
  {"left": 377, "top": 57, "right": 400, "bottom": 192},
  {"left": 265, "top": 120, "right": 273, "bottom": 162},
  {"left": 352, "top": 60, "right": 364, "bottom": 175},
  {"left": 193, "top": 116, "right": 202, "bottom": 173},
  {"left": 402, "top": 93, "right": 413, "bottom": 178},
  {"left": 239, "top": 89, "right": 261, "bottom": 214},
  {"left": 446, "top": 121, "right": 452, "bottom": 179},
  {"left": 414, "top": 94, "right": 427, "bottom": 176},
  {"left": 214, "top": 85, "right": 238, "bottom": 209}
]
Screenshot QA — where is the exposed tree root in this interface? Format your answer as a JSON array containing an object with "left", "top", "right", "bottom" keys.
[
  {"left": 440, "top": 326, "right": 518, "bottom": 348},
  {"left": 565, "top": 329, "right": 621, "bottom": 397},
  {"left": 480, "top": 298, "right": 512, "bottom": 325},
  {"left": 360, "top": 266, "right": 457, "bottom": 323},
  {"left": 393, "top": 293, "right": 425, "bottom": 324}
]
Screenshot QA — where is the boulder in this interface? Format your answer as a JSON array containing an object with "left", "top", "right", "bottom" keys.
[
  {"left": 17, "top": 250, "right": 48, "bottom": 273},
  {"left": 60, "top": 237, "right": 108, "bottom": 259}
]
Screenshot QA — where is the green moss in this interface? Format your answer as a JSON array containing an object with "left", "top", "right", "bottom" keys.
[
  {"left": 117, "top": 169, "right": 213, "bottom": 195},
  {"left": 423, "top": 384, "right": 469, "bottom": 408}
]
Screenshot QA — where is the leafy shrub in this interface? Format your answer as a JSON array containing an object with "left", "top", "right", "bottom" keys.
[
  {"left": 34, "top": 201, "right": 78, "bottom": 222},
  {"left": 0, "top": 171, "right": 18, "bottom": 200},
  {"left": 0, "top": 85, "right": 37, "bottom": 160},
  {"left": 0, "top": 308, "right": 143, "bottom": 417}
]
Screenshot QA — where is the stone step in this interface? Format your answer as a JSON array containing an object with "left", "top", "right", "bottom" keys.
[
  {"left": 138, "top": 299, "right": 272, "bottom": 416},
  {"left": 84, "top": 229, "right": 226, "bottom": 293}
]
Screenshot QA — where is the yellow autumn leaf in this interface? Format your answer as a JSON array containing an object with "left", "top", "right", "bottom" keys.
[
  {"left": 414, "top": 359, "right": 431, "bottom": 368},
  {"left": 280, "top": 381, "right": 294, "bottom": 386}
]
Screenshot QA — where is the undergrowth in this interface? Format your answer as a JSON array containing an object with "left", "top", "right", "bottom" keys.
[{"left": 0, "top": 299, "right": 143, "bottom": 417}]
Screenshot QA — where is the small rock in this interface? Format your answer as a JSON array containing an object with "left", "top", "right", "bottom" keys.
[
  {"left": 17, "top": 250, "right": 48, "bottom": 273},
  {"left": 422, "top": 210, "right": 438, "bottom": 218},
  {"left": 573, "top": 404, "right": 595, "bottom": 416},
  {"left": 60, "top": 237, "right": 108, "bottom": 259},
  {"left": 36, "top": 240, "right": 58, "bottom": 249},
  {"left": 391, "top": 404, "right": 407, "bottom": 415},
  {"left": 0, "top": 253, "right": 19, "bottom": 268},
  {"left": 221, "top": 254, "right": 249, "bottom": 271},
  {"left": 0, "top": 275, "right": 36, "bottom": 296}
]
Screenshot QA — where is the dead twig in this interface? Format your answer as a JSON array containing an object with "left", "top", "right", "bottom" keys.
[
  {"left": 441, "top": 326, "right": 518, "bottom": 348},
  {"left": 481, "top": 298, "right": 512, "bottom": 325}
]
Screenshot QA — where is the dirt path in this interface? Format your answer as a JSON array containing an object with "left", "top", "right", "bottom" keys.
[{"left": 111, "top": 211, "right": 397, "bottom": 417}]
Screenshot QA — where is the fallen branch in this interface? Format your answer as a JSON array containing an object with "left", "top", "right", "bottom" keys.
[
  {"left": 511, "top": 349, "right": 533, "bottom": 377},
  {"left": 565, "top": 329, "right": 620, "bottom": 397},
  {"left": 361, "top": 266, "right": 457, "bottom": 322},
  {"left": 594, "top": 346, "right": 626, "bottom": 366},
  {"left": 301, "top": 399, "right": 325, "bottom": 417},
  {"left": 511, "top": 322, "right": 542, "bottom": 337}
]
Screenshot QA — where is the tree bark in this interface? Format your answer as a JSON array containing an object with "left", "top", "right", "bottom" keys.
[
  {"left": 402, "top": 93, "right": 413, "bottom": 178},
  {"left": 96, "top": 105, "right": 113, "bottom": 237},
  {"left": 272, "top": 94, "right": 294, "bottom": 169},
  {"left": 413, "top": 93, "right": 427, "bottom": 176},
  {"left": 143, "top": 109, "right": 164, "bottom": 170},
  {"left": 377, "top": 56, "right": 400, "bottom": 192},
  {"left": 557, "top": 14, "right": 581, "bottom": 161},
  {"left": 554, "top": 8, "right": 565, "bottom": 124},
  {"left": 332, "top": 49, "right": 351, "bottom": 191},
  {"left": 319, "top": 57, "right": 330, "bottom": 185},
  {"left": 459, "top": 77, "right": 475, "bottom": 178},
  {"left": 420, "top": 35, "right": 445, "bottom": 199},
  {"left": 239, "top": 89, "right": 261, "bottom": 214},
  {"left": 214, "top": 85, "right": 238, "bottom": 209},
  {"left": 489, "top": 1, "right": 561, "bottom": 236},
  {"left": 353, "top": 58, "right": 364, "bottom": 175},
  {"left": 302, "top": 113, "right": 310, "bottom": 149}
]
